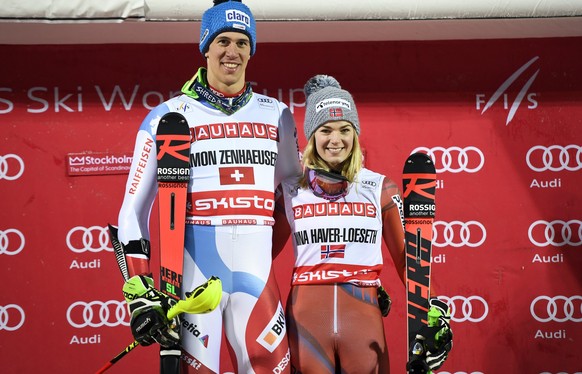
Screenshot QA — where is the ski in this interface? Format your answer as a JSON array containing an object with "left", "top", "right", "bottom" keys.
[
  {"left": 402, "top": 152, "right": 437, "bottom": 373},
  {"left": 155, "top": 112, "right": 191, "bottom": 373}
]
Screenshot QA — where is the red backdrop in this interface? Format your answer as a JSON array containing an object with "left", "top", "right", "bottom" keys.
[{"left": 0, "top": 37, "right": 581, "bottom": 374}]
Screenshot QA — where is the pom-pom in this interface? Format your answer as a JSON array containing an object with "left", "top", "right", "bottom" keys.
[{"left": 304, "top": 75, "right": 341, "bottom": 98}]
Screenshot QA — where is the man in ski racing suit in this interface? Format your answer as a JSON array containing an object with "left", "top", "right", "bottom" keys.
[{"left": 115, "top": 1, "right": 301, "bottom": 373}]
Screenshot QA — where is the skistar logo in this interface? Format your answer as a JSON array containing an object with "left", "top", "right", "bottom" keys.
[
  {"left": 188, "top": 190, "right": 275, "bottom": 216},
  {"left": 476, "top": 56, "right": 540, "bottom": 125}
]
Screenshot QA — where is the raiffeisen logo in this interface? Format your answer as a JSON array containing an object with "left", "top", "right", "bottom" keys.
[{"left": 476, "top": 56, "right": 540, "bottom": 125}]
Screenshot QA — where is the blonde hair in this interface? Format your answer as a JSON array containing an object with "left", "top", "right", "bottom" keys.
[{"left": 299, "top": 130, "right": 363, "bottom": 188}]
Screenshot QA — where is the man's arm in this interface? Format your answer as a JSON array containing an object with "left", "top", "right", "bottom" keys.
[
  {"left": 274, "top": 105, "right": 302, "bottom": 187},
  {"left": 117, "top": 106, "right": 170, "bottom": 276},
  {"left": 272, "top": 187, "right": 290, "bottom": 258}
]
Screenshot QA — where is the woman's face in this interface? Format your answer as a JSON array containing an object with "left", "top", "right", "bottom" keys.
[{"left": 313, "top": 120, "right": 355, "bottom": 170}]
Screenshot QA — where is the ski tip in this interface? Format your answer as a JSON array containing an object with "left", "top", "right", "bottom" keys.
[
  {"left": 160, "top": 112, "right": 188, "bottom": 125},
  {"left": 407, "top": 152, "right": 432, "bottom": 161},
  {"left": 404, "top": 152, "right": 435, "bottom": 173}
]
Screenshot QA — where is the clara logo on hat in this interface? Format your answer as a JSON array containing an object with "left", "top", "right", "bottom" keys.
[
  {"left": 315, "top": 98, "right": 352, "bottom": 113},
  {"left": 225, "top": 9, "right": 251, "bottom": 28}
]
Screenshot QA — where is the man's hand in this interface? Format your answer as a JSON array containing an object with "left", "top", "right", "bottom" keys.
[{"left": 123, "top": 275, "right": 180, "bottom": 348}]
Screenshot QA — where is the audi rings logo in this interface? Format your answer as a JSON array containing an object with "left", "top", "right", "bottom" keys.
[
  {"left": 67, "top": 300, "right": 129, "bottom": 328},
  {"left": 433, "top": 221, "right": 486, "bottom": 248},
  {"left": 0, "top": 304, "right": 25, "bottom": 331},
  {"left": 528, "top": 220, "right": 582, "bottom": 247},
  {"left": 0, "top": 154, "right": 25, "bottom": 180},
  {"left": 411, "top": 146, "right": 484, "bottom": 173},
  {"left": 66, "top": 226, "right": 113, "bottom": 253},
  {"left": 530, "top": 295, "right": 582, "bottom": 323},
  {"left": 0, "top": 229, "right": 25, "bottom": 255},
  {"left": 526, "top": 145, "right": 582, "bottom": 172},
  {"left": 439, "top": 295, "right": 489, "bottom": 322}
]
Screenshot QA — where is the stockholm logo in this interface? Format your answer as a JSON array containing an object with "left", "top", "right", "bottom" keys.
[{"left": 476, "top": 56, "right": 540, "bottom": 125}]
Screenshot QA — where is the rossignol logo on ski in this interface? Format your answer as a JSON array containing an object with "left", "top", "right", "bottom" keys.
[
  {"left": 403, "top": 172, "right": 436, "bottom": 219},
  {"left": 407, "top": 203, "right": 436, "bottom": 217},
  {"left": 402, "top": 174, "right": 436, "bottom": 200},
  {"left": 157, "top": 167, "right": 190, "bottom": 177},
  {"left": 156, "top": 134, "right": 190, "bottom": 162},
  {"left": 156, "top": 114, "right": 191, "bottom": 184}
]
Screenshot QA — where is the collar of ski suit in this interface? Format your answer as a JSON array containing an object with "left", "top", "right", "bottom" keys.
[{"left": 181, "top": 67, "right": 253, "bottom": 115}]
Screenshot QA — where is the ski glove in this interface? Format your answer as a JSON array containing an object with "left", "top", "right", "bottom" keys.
[
  {"left": 377, "top": 286, "right": 392, "bottom": 317},
  {"left": 122, "top": 275, "right": 180, "bottom": 348},
  {"left": 426, "top": 298, "right": 453, "bottom": 370},
  {"left": 407, "top": 298, "right": 453, "bottom": 373}
]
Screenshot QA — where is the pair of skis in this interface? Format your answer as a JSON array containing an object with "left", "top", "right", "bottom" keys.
[
  {"left": 154, "top": 112, "right": 191, "bottom": 373},
  {"left": 102, "top": 113, "right": 191, "bottom": 374},
  {"left": 402, "top": 152, "right": 438, "bottom": 374}
]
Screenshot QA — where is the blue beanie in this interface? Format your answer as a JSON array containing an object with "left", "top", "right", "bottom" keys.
[{"left": 199, "top": 0, "right": 257, "bottom": 56}]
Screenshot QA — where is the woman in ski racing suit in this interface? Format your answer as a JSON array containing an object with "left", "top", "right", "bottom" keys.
[{"left": 273, "top": 75, "right": 407, "bottom": 373}]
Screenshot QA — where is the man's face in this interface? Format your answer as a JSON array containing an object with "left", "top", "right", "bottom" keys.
[{"left": 205, "top": 31, "right": 251, "bottom": 94}]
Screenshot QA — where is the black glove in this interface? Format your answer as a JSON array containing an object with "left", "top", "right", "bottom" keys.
[
  {"left": 123, "top": 275, "right": 180, "bottom": 348},
  {"left": 377, "top": 286, "right": 392, "bottom": 317},
  {"left": 407, "top": 298, "right": 453, "bottom": 373}
]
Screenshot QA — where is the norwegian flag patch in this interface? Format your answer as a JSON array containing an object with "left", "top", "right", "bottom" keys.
[
  {"left": 320, "top": 244, "right": 346, "bottom": 259},
  {"left": 329, "top": 108, "right": 343, "bottom": 117}
]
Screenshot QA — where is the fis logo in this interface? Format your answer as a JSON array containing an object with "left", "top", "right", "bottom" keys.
[
  {"left": 175, "top": 101, "right": 192, "bottom": 113},
  {"left": 476, "top": 56, "right": 540, "bottom": 125}
]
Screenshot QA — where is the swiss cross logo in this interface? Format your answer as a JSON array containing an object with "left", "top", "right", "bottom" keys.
[
  {"left": 219, "top": 167, "right": 255, "bottom": 185},
  {"left": 329, "top": 108, "right": 343, "bottom": 117}
]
